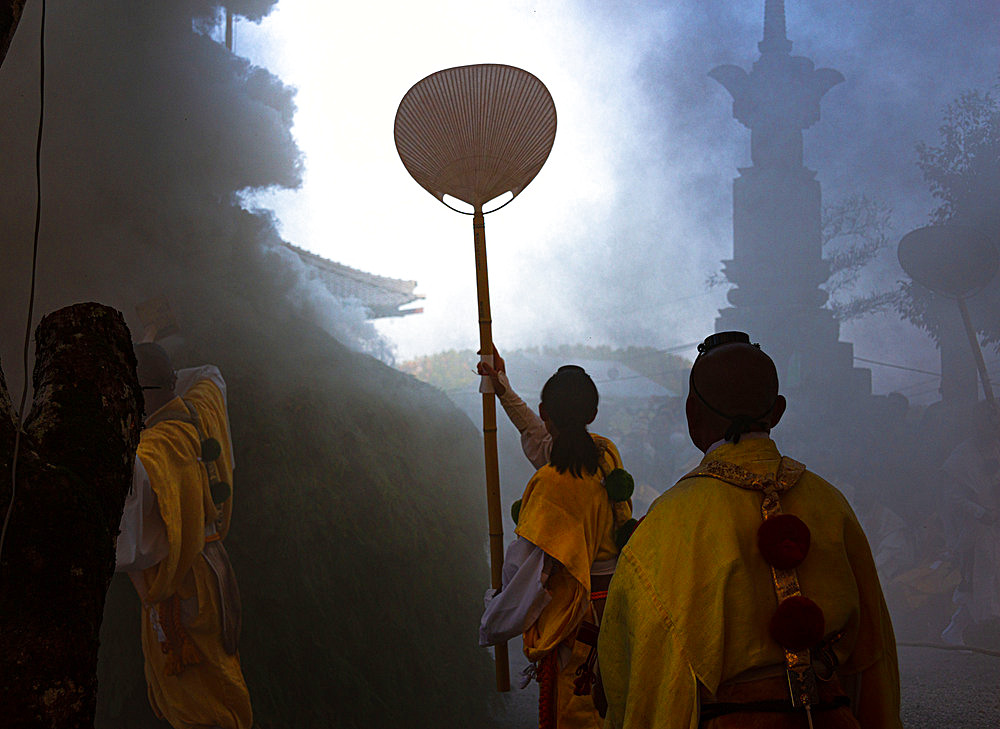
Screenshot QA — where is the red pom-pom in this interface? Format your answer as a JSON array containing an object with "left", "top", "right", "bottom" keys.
[
  {"left": 769, "top": 595, "right": 825, "bottom": 650},
  {"left": 757, "top": 514, "right": 811, "bottom": 569}
]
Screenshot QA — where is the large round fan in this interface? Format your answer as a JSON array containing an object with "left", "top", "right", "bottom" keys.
[
  {"left": 898, "top": 224, "right": 998, "bottom": 298},
  {"left": 394, "top": 64, "right": 557, "bottom": 693},
  {"left": 898, "top": 223, "right": 998, "bottom": 403},
  {"left": 394, "top": 64, "right": 557, "bottom": 212}
]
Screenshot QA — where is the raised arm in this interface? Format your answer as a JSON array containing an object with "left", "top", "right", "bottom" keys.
[{"left": 478, "top": 347, "right": 550, "bottom": 469}]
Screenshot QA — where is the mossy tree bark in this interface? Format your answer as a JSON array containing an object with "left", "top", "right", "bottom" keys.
[{"left": 0, "top": 303, "right": 142, "bottom": 728}]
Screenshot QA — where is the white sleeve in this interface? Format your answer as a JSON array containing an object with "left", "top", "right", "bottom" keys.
[
  {"left": 479, "top": 537, "right": 553, "bottom": 647},
  {"left": 173, "top": 364, "right": 234, "bottom": 468},
  {"left": 174, "top": 364, "right": 226, "bottom": 404},
  {"left": 496, "top": 371, "right": 551, "bottom": 470},
  {"left": 115, "top": 456, "right": 170, "bottom": 572}
]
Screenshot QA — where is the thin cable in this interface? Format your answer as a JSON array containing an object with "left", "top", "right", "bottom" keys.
[
  {"left": 1, "top": 0, "right": 45, "bottom": 568},
  {"left": 853, "top": 356, "right": 941, "bottom": 377}
]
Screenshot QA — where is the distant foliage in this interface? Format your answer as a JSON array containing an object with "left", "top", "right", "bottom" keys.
[
  {"left": 400, "top": 345, "right": 691, "bottom": 397},
  {"left": 538, "top": 344, "right": 690, "bottom": 396},
  {"left": 705, "top": 193, "right": 903, "bottom": 323},
  {"left": 807, "top": 88, "right": 1000, "bottom": 341},
  {"left": 820, "top": 193, "right": 903, "bottom": 322},
  {"left": 398, "top": 349, "right": 479, "bottom": 393},
  {"left": 828, "top": 289, "right": 905, "bottom": 324},
  {"left": 902, "top": 87, "right": 1000, "bottom": 349},
  {"left": 917, "top": 89, "right": 1000, "bottom": 227},
  {"left": 822, "top": 194, "right": 891, "bottom": 294}
]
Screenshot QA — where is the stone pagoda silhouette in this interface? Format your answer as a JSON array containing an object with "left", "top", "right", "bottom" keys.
[{"left": 710, "top": 0, "right": 871, "bottom": 413}]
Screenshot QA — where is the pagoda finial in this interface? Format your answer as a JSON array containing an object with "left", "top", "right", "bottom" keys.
[{"left": 759, "top": 0, "right": 793, "bottom": 54}]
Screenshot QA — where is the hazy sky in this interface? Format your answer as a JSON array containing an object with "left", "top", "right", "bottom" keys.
[{"left": 235, "top": 0, "right": 1000, "bottom": 402}]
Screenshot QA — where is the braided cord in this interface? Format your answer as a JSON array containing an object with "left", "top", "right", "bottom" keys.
[{"left": 538, "top": 652, "right": 558, "bottom": 729}]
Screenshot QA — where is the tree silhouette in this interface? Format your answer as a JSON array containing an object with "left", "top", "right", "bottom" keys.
[{"left": 900, "top": 87, "right": 1000, "bottom": 350}]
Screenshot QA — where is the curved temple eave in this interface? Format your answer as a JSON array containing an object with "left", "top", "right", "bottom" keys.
[{"left": 709, "top": 64, "right": 750, "bottom": 100}]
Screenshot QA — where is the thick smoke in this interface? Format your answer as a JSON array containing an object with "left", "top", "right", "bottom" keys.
[
  {"left": 491, "top": 0, "right": 1000, "bottom": 392},
  {"left": 0, "top": 2, "right": 492, "bottom": 727},
  {"left": 262, "top": 234, "right": 396, "bottom": 361},
  {"left": 230, "top": 1, "right": 998, "bottom": 395},
  {"left": 0, "top": 0, "right": 391, "bottom": 391},
  {"left": 2, "top": 1, "right": 997, "bottom": 724}
]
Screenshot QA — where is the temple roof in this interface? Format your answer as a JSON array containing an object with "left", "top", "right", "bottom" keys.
[{"left": 285, "top": 243, "right": 424, "bottom": 319}]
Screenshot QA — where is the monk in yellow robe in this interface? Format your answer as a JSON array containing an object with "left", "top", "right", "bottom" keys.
[
  {"left": 599, "top": 332, "right": 901, "bottom": 729},
  {"left": 116, "top": 343, "right": 252, "bottom": 729},
  {"left": 480, "top": 364, "right": 632, "bottom": 729}
]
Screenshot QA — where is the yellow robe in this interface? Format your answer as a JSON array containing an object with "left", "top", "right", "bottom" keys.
[
  {"left": 136, "top": 379, "right": 252, "bottom": 729},
  {"left": 516, "top": 435, "right": 631, "bottom": 729},
  {"left": 598, "top": 438, "right": 901, "bottom": 729}
]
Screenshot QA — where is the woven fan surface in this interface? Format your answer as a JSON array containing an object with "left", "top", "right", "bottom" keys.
[{"left": 395, "top": 64, "right": 556, "bottom": 209}]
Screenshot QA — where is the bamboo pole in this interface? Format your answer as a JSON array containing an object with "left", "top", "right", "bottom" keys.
[
  {"left": 956, "top": 295, "right": 995, "bottom": 404},
  {"left": 473, "top": 206, "right": 510, "bottom": 692}
]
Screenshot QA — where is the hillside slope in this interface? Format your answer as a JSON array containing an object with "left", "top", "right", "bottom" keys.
[{"left": 97, "top": 312, "right": 497, "bottom": 728}]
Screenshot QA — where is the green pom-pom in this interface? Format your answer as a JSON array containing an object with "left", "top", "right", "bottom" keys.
[
  {"left": 201, "top": 437, "right": 222, "bottom": 462},
  {"left": 615, "top": 518, "right": 640, "bottom": 551},
  {"left": 605, "top": 468, "right": 634, "bottom": 502},
  {"left": 511, "top": 498, "right": 522, "bottom": 525},
  {"left": 210, "top": 480, "right": 231, "bottom": 505}
]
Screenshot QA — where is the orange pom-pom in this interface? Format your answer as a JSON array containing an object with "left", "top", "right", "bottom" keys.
[{"left": 757, "top": 513, "right": 811, "bottom": 569}]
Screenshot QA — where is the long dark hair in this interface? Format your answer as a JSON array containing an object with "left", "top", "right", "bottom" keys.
[{"left": 542, "top": 365, "right": 599, "bottom": 477}]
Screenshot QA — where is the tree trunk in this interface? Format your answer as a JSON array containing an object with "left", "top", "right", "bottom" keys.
[
  {"left": 0, "top": 302, "right": 142, "bottom": 728},
  {"left": 0, "top": 0, "right": 27, "bottom": 69}
]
